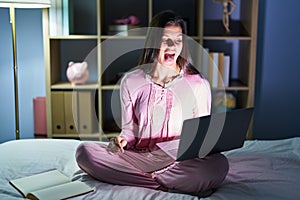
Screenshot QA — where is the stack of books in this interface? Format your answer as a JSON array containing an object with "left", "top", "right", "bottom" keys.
[{"left": 200, "top": 48, "right": 231, "bottom": 88}]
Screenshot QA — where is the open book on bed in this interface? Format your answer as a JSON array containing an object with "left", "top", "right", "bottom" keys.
[{"left": 9, "top": 169, "right": 93, "bottom": 200}]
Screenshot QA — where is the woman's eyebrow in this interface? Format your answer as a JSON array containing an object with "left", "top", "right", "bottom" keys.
[{"left": 162, "top": 33, "right": 183, "bottom": 37}]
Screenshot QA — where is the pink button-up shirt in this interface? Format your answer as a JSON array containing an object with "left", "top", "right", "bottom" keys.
[{"left": 120, "top": 68, "right": 211, "bottom": 151}]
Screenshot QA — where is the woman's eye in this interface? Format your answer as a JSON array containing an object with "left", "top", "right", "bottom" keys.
[
  {"left": 175, "top": 39, "right": 182, "bottom": 44},
  {"left": 161, "top": 39, "right": 168, "bottom": 44},
  {"left": 161, "top": 38, "right": 182, "bottom": 45}
]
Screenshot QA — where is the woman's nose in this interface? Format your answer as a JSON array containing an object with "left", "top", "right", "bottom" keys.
[{"left": 166, "top": 39, "right": 175, "bottom": 47}]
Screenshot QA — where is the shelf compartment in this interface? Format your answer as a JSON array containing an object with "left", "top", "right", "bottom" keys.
[
  {"left": 50, "top": 39, "right": 98, "bottom": 85},
  {"left": 101, "top": 90, "right": 122, "bottom": 133},
  {"left": 68, "top": 0, "right": 98, "bottom": 35},
  {"left": 101, "top": 0, "right": 148, "bottom": 36},
  {"left": 203, "top": 0, "right": 256, "bottom": 37},
  {"left": 153, "top": 0, "right": 199, "bottom": 36},
  {"left": 203, "top": 40, "right": 251, "bottom": 88},
  {"left": 211, "top": 90, "right": 251, "bottom": 113},
  {"left": 100, "top": 39, "right": 144, "bottom": 85},
  {"left": 51, "top": 90, "right": 99, "bottom": 137},
  {"left": 48, "top": 0, "right": 98, "bottom": 36}
]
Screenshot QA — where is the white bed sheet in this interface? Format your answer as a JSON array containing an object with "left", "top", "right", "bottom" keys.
[{"left": 0, "top": 137, "right": 299, "bottom": 200}]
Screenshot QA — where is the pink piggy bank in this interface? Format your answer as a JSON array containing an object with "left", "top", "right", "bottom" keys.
[{"left": 66, "top": 61, "right": 89, "bottom": 85}]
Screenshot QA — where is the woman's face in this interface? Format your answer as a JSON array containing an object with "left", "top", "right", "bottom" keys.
[{"left": 158, "top": 25, "right": 183, "bottom": 68}]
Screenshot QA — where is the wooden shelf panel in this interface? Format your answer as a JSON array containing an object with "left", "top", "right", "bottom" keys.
[
  {"left": 213, "top": 87, "right": 249, "bottom": 91},
  {"left": 49, "top": 35, "right": 99, "bottom": 40},
  {"left": 100, "top": 35, "right": 146, "bottom": 40},
  {"left": 101, "top": 85, "right": 120, "bottom": 90},
  {"left": 212, "top": 79, "right": 249, "bottom": 91},
  {"left": 51, "top": 82, "right": 99, "bottom": 90},
  {"left": 203, "top": 36, "right": 251, "bottom": 41}
]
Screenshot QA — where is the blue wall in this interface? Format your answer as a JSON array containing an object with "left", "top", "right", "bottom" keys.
[
  {"left": 253, "top": 0, "right": 300, "bottom": 139},
  {"left": 0, "top": 8, "right": 45, "bottom": 143}
]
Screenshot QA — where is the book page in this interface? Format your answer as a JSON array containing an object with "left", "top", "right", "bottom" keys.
[
  {"left": 27, "top": 181, "right": 94, "bottom": 200},
  {"left": 9, "top": 170, "right": 70, "bottom": 197}
]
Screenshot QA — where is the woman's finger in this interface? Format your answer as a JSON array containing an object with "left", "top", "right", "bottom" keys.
[{"left": 115, "top": 136, "right": 124, "bottom": 153}]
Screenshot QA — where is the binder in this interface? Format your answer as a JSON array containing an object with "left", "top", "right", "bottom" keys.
[
  {"left": 218, "top": 52, "right": 224, "bottom": 88},
  {"left": 78, "top": 91, "right": 95, "bottom": 134},
  {"left": 64, "top": 91, "right": 78, "bottom": 134},
  {"left": 223, "top": 55, "right": 230, "bottom": 87},
  {"left": 51, "top": 91, "right": 65, "bottom": 134}
]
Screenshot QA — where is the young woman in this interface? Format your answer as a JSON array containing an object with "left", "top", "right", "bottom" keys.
[{"left": 76, "top": 10, "right": 229, "bottom": 197}]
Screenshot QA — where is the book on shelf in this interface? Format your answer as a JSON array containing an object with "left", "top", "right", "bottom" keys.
[
  {"left": 49, "top": 0, "right": 69, "bottom": 36},
  {"left": 62, "top": 0, "right": 69, "bottom": 35},
  {"left": 207, "top": 51, "right": 231, "bottom": 88},
  {"left": 223, "top": 55, "right": 230, "bottom": 87},
  {"left": 9, "top": 169, "right": 93, "bottom": 200},
  {"left": 218, "top": 52, "right": 224, "bottom": 88},
  {"left": 56, "top": 0, "right": 62, "bottom": 35},
  {"left": 49, "top": 0, "right": 57, "bottom": 36},
  {"left": 208, "top": 52, "right": 219, "bottom": 88}
]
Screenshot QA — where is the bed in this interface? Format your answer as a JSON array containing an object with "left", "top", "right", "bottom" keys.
[{"left": 0, "top": 137, "right": 299, "bottom": 200}]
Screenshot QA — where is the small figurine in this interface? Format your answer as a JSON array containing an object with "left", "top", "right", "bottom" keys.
[
  {"left": 213, "top": 0, "right": 236, "bottom": 33},
  {"left": 66, "top": 61, "right": 89, "bottom": 86}
]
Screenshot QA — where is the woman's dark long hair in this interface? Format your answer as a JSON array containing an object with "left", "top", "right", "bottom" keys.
[{"left": 139, "top": 10, "right": 200, "bottom": 75}]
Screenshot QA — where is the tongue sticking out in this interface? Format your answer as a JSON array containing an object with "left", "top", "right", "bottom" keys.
[{"left": 164, "top": 53, "right": 175, "bottom": 63}]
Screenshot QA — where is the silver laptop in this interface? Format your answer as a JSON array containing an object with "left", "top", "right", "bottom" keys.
[{"left": 156, "top": 108, "right": 254, "bottom": 161}]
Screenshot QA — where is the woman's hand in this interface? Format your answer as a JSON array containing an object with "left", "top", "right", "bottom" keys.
[{"left": 107, "top": 136, "right": 127, "bottom": 153}]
